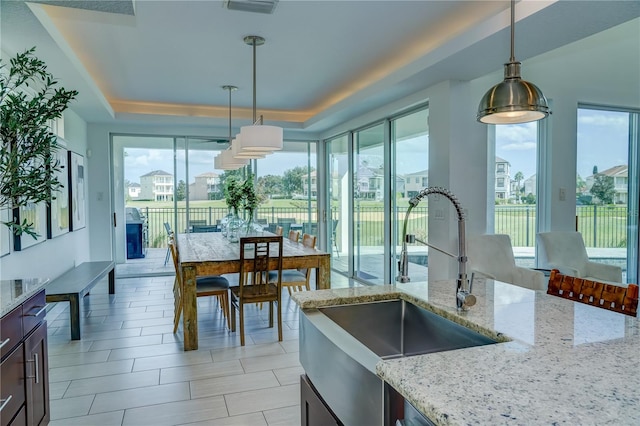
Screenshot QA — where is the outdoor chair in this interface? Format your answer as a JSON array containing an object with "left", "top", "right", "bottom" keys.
[
  {"left": 229, "top": 236, "right": 284, "bottom": 346},
  {"left": 169, "top": 238, "right": 230, "bottom": 333},
  {"left": 537, "top": 231, "right": 623, "bottom": 283},
  {"left": 467, "top": 234, "right": 546, "bottom": 291}
]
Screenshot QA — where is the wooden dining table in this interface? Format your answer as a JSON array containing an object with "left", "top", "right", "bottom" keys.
[{"left": 176, "top": 232, "right": 331, "bottom": 351}]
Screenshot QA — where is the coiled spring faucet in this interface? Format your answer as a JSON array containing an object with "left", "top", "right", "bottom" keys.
[{"left": 396, "top": 186, "right": 476, "bottom": 311}]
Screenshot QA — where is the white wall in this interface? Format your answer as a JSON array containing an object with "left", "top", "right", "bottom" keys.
[{"left": 0, "top": 110, "right": 91, "bottom": 280}]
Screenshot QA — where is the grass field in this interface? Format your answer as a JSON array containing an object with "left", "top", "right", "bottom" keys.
[{"left": 129, "top": 199, "right": 628, "bottom": 250}]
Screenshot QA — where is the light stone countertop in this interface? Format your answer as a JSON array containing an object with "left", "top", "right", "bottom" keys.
[
  {"left": 0, "top": 278, "right": 49, "bottom": 317},
  {"left": 292, "top": 279, "right": 640, "bottom": 425}
]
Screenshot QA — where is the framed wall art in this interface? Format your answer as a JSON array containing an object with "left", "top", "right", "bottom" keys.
[
  {"left": 13, "top": 202, "right": 47, "bottom": 251},
  {"left": 0, "top": 207, "right": 11, "bottom": 257},
  {"left": 48, "top": 146, "right": 70, "bottom": 238},
  {"left": 68, "top": 150, "right": 86, "bottom": 231}
]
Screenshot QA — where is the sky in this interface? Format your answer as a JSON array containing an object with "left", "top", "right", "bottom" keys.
[
  {"left": 124, "top": 108, "right": 630, "bottom": 185},
  {"left": 496, "top": 108, "right": 629, "bottom": 180}
]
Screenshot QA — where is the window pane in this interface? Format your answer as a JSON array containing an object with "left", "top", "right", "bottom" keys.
[
  {"left": 393, "top": 108, "right": 429, "bottom": 283},
  {"left": 494, "top": 123, "right": 538, "bottom": 267},
  {"left": 576, "top": 108, "right": 630, "bottom": 282}
]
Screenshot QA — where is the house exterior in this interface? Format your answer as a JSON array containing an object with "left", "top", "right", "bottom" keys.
[
  {"left": 524, "top": 174, "right": 537, "bottom": 198},
  {"left": 127, "top": 182, "right": 141, "bottom": 199},
  {"left": 403, "top": 170, "right": 428, "bottom": 198},
  {"left": 585, "top": 165, "right": 628, "bottom": 204},
  {"left": 356, "top": 164, "right": 383, "bottom": 200},
  {"left": 301, "top": 171, "right": 318, "bottom": 198},
  {"left": 495, "top": 156, "right": 511, "bottom": 201},
  {"left": 139, "top": 170, "right": 174, "bottom": 201},
  {"left": 189, "top": 172, "right": 221, "bottom": 201}
]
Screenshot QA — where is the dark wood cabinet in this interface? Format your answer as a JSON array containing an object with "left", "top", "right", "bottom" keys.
[
  {"left": 0, "top": 290, "right": 49, "bottom": 426},
  {"left": 24, "top": 323, "right": 49, "bottom": 426},
  {"left": 300, "top": 375, "right": 342, "bottom": 426}
]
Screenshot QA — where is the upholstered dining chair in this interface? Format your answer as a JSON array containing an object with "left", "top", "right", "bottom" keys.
[
  {"left": 537, "top": 231, "right": 623, "bottom": 283},
  {"left": 229, "top": 235, "right": 284, "bottom": 346},
  {"left": 169, "top": 238, "right": 230, "bottom": 333},
  {"left": 467, "top": 234, "right": 547, "bottom": 291},
  {"left": 270, "top": 233, "right": 317, "bottom": 294}
]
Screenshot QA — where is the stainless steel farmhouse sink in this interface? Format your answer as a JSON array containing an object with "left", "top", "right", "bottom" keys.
[
  {"left": 319, "top": 299, "right": 496, "bottom": 359},
  {"left": 299, "top": 299, "right": 499, "bottom": 426}
]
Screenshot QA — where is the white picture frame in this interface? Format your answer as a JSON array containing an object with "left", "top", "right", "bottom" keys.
[
  {"left": 48, "top": 146, "right": 70, "bottom": 238},
  {"left": 0, "top": 207, "right": 11, "bottom": 257},
  {"left": 68, "top": 150, "right": 86, "bottom": 231},
  {"left": 14, "top": 202, "right": 48, "bottom": 251}
]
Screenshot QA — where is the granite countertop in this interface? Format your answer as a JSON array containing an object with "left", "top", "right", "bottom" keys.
[
  {"left": 292, "top": 279, "right": 640, "bottom": 425},
  {"left": 0, "top": 278, "right": 49, "bottom": 317}
]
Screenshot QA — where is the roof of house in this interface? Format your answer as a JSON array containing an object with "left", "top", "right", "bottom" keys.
[
  {"left": 195, "top": 172, "right": 219, "bottom": 178},
  {"left": 128, "top": 182, "right": 141, "bottom": 188},
  {"left": 403, "top": 169, "right": 428, "bottom": 177},
  {"left": 141, "top": 170, "right": 172, "bottom": 177},
  {"left": 495, "top": 156, "right": 510, "bottom": 164},
  {"left": 594, "top": 165, "right": 628, "bottom": 177}
]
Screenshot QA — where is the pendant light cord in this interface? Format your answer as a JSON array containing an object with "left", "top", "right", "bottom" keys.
[
  {"left": 509, "top": 0, "right": 515, "bottom": 63},
  {"left": 252, "top": 37, "right": 257, "bottom": 123}
]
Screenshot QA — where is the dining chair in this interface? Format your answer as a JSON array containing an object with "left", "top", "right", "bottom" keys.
[
  {"left": 229, "top": 235, "right": 284, "bottom": 346},
  {"left": 275, "top": 225, "right": 283, "bottom": 236},
  {"left": 169, "top": 238, "right": 231, "bottom": 333},
  {"left": 163, "top": 222, "right": 173, "bottom": 266},
  {"left": 270, "top": 233, "right": 316, "bottom": 294},
  {"left": 288, "top": 229, "right": 300, "bottom": 243}
]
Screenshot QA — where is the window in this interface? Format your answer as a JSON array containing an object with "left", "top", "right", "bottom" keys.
[{"left": 497, "top": 178, "right": 505, "bottom": 187}]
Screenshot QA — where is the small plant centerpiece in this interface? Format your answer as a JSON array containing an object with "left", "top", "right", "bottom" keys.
[
  {"left": 223, "top": 173, "right": 262, "bottom": 241},
  {"left": 241, "top": 173, "right": 260, "bottom": 233},
  {"left": 0, "top": 47, "right": 78, "bottom": 238}
]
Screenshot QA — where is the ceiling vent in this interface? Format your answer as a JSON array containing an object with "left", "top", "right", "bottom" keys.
[{"left": 224, "top": 0, "right": 278, "bottom": 14}]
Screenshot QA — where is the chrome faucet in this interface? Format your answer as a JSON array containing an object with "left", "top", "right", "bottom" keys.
[{"left": 396, "top": 186, "right": 476, "bottom": 311}]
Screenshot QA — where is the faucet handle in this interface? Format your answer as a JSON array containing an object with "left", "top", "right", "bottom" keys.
[{"left": 457, "top": 290, "right": 476, "bottom": 310}]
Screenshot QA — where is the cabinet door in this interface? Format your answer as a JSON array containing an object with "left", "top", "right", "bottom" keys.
[
  {"left": 0, "top": 346, "right": 25, "bottom": 426},
  {"left": 300, "top": 375, "right": 341, "bottom": 426},
  {"left": 24, "top": 322, "right": 49, "bottom": 426}
]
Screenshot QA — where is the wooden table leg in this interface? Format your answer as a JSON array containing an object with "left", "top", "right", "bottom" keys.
[
  {"left": 316, "top": 254, "right": 331, "bottom": 290},
  {"left": 182, "top": 265, "right": 198, "bottom": 351}
]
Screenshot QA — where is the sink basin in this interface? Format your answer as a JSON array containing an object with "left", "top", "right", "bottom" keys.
[{"left": 319, "top": 299, "right": 497, "bottom": 359}]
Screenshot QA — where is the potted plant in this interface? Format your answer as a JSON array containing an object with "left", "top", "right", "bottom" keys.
[
  {"left": 0, "top": 47, "right": 78, "bottom": 238},
  {"left": 241, "top": 173, "right": 259, "bottom": 233}
]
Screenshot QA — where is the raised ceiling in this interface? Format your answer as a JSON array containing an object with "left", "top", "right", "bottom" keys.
[{"left": 2, "top": 1, "right": 639, "bottom": 134}]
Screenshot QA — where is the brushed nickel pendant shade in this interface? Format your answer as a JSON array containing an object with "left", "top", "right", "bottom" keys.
[{"left": 477, "top": 0, "right": 550, "bottom": 124}]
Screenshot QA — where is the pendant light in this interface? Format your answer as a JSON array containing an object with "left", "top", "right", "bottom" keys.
[
  {"left": 477, "top": 0, "right": 550, "bottom": 124},
  {"left": 238, "top": 35, "right": 283, "bottom": 152},
  {"left": 214, "top": 85, "right": 248, "bottom": 170}
]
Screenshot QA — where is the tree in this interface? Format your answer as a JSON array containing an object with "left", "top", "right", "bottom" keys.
[
  {"left": 176, "top": 180, "right": 186, "bottom": 201},
  {"left": 513, "top": 171, "right": 524, "bottom": 203},
  {"left": 592, "top": 165, "right": 598, "bottom": 175},
  {"left": 576, "top": 174, "right": 587, "bottom": 194},
  {"left": 589, "top": 174, "right": 615, "bottom": 204},
  {"left": 522, "top": 193, "right": 536, "bottom": 204},
  {"left": 282, "top": 166, "right": 314, "bottom": 197},
  {"left": 257, "top": 174, "right": 283, "bottom": 198},
  {"left": 0, "top": 47, "right": 78, "bottom": 237}
]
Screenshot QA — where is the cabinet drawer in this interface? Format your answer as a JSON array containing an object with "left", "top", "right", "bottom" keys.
[
  {"left": 0, "top": 307, "right": 23, "bottom": 360},
  {"left": 21, "top": 291, "right": 46, "bottom": 337},
  {"left": 1, "top": 345, "right": 25, "bottom": 426}
]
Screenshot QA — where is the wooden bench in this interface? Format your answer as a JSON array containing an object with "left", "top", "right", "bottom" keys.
[{"left": 45, "top": 261, "right": 115, "bottom": 340}]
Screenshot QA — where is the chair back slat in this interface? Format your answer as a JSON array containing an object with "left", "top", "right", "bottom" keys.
[
  {"left": 239, "top": 236, "right": 284, "bottom": 297},
  {"left": 288, "top": 229, "right": 300, "bottom": 242}
]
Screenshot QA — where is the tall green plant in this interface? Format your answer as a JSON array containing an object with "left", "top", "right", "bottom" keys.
[{"left": 0, "top": 47, "right": 78, "bottom": 237}]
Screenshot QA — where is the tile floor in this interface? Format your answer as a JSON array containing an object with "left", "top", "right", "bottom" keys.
[{"left": 46, "top": 271, "right": 356, "bottom": 426}]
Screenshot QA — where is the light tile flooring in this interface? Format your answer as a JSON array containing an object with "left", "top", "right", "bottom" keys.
[{"left": 46, "top": 272, "right": 356, "bottom": 426}]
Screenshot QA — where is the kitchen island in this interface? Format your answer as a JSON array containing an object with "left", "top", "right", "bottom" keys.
[{"left": 292, "top": 279, "right": 639, "bottom": 425}]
